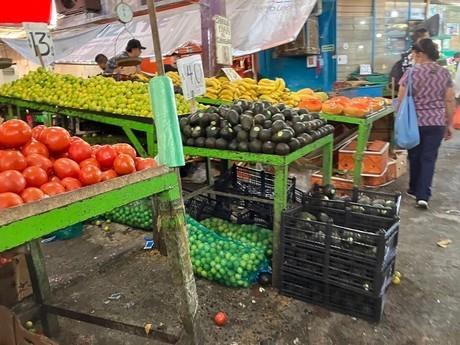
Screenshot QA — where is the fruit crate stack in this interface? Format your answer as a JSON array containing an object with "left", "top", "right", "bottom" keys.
[{"left": 279, "top": 185, "right": 401, "bottom": 322}]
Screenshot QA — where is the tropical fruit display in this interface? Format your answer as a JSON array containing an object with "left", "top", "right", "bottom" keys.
[
  {"left": 187, "top": 216, "right": 270, "bottom": 288},
  {"left": 319, "top": 96, "right": 391, "bottom": 118},
  {"left": 0, "top": 68, "right": 205, "bottom": 117},
  {"left": 179, "top": 100, "right": 334, "bottom": 155},
  {"left": 0, "top": 119, "right": 158, "bottom": 210}
]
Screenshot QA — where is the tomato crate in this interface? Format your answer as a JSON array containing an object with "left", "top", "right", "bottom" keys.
[
  {"left": 214, "top": 164, "right": 296, "bottom": 202},
  {"left": 281, "top": 205, "right": 399, "bottom": 269},
  {"left": 280, "top": 267, "right": 388, "bottom": 322}
]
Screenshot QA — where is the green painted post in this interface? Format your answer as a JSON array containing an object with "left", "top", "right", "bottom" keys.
[
  {"left": 322, "top": 139, "right": 333, "bottom": 185},
  {"left": 353, "top": 124, "right": 372, "bottom": 186},
  {"left": 272, "top": 164, "right": 289, "bottom": 289},
  {"left": 122, "top": 126, "right": 148, "bottom": 157},
  {"left": 6, "top": 104, "right": 14, "bottom": 119},
  {"left": 146, "top": 131, "right": 156, "bottom": 157}
]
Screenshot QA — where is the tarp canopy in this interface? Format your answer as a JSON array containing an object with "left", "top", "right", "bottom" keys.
[{"left": 2, "top": 0, "right": 317, "bottom": 65}]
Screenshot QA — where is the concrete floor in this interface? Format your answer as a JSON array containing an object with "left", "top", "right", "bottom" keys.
[{"left": 38, "top": 135, "right": 460, "bottom": 345}]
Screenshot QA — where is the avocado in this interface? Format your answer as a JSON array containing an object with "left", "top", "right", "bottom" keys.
[
  {"left": 182, "top": 125, "right": 192, "bottom": 138},
  {"left": 233, "top": 124, "right": 243, "bottom": 132},
  {"left": 249, "top": 139, "right": 263, "bottom": 153},
  {"left": 272, "top": 119, "right": 287, "bottom": 132},
  {"left": 253, "top": 102, "right": 265, "bottom": 114},
  {"left": 285, "top": 127, "right": 295, "bottom": 137},
  {"left": 267, "top": 106, "right": 280, "bottom": 115},
  {"left": 296, "top": 136, "right": 307, "bottom": 147},
  {"left": 220, "top": 119, "right": 230, "bottom": 128},
  {"left": 275, "top": 142, "right": 291, "bottom": 155},
  {"left": 277, "top": 103, "right": 286, "bottom": 111},
  {"left": 206, "top": 126, "right": 219, "bottom": 138},
  {"left": 293, "top": 122, "right": 306, "bottom": 136},
  {"left": 263, "top": 120, "right": 272, "bottom": 129},
  {"left": 185, "top": 138, "right": 195, "bottom": 146},
  {"left": 254, "top": 114, "right": 266, "bottom": 125},
  {"left": 300, "top": 133, "right": 313, "bottom": 144},
  {"left": 304, "top": 121, "right": 314, "bottom": 131},
  {"left": 189, "top": 112, "right": 202, "bottom": 126},
  {"left": 198, "top": 112, "right": 211, "bottom": 127},
  {"left": 228, "top": 139, "right": 238, "bottom": 151},
  {"left": 205, "top": 137, "right": 217, "bottom": 148},
  {"left": 323, "top": 184, "right": 336, "bottom": 199},
  {"left": 209, "top": 113, "right": 221, "bottom": 126},
  {"left": 226, "top": 109, "right": 240, "bottom": 126},
  {"left": 304, "top": 114, "right": 315, "bottom": 121},
  {"left": 236, "top": 130, "right": 249, "bottom": 142},
  {"left": 298, "top": 211, "right": 317, "bottom": 221},
  {"left": 262, "top": 141, "right": 275, "bottom": 154},
  {"left": 291, "top": 115, "right": 302, "bottom": 123},
  {"left": 261, "top": 101, "right": 271, "bottom": 109},
  {"left": 181, "top": 133, "right": 187, "bottom": 142},
  {"left": 263, "top": 109, "right": 273, "bottom": 119},
  {"left": 298, "top": 108, "right": 309, "bottom": 115},
  {"left": 205, "top": 106, "right": 218, "bottom": 113},
  {"left": 215, "top": 138, "right": 228, "bottom": 150},
  {"left": 282, "top": 108, "right": 293, "bottom": 120},
  {"left": 243, "top": 110, "right": 254, "bottom": 116},
  {"left": 179, "top": 117, "right": 189, "bottom": 128},
  {"left": 259, "top": 129, "right": 272, "bottom": 142},
  {"left": 288, "top": 138, "right": 301, "bottom": 151},
  {"left": 271, "top": 113, "right": 285, "bottom": 122},
  {"left": 231, "top": 105, "right": 243, "bottom": 114},
  {"left": 318, "top": 212, "right": 332, "bottom": 223},
  {"left": 310, "top": 112, "right": 320, "bottom": 119},
  {"left": 310, "top": 131, "right": 319, "bottom": 140},
  {"left": 195, "top": 137, "right": 206, "bottom": 147},
  {"left": 237, "top": 141, "right": 249, "bottom": 152},
  {"left": 240, "top": 114, "right": 253, "bottom": 131},
  {"left": 272, "top": 129, "right": 293, "bottom": 143},
  {"left": 249, "top": 125, "right": 262, "bottom": 140},
  {"left": 220, "top": 126, "right": 234, "bottom": 140},
  {"left": 191, "top": 126, "right": 203, "bottom": 138}
]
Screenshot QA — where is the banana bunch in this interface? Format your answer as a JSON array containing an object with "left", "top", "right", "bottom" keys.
[
  {"left": 257, "top": 78, "right": 289, "bottom": 104},
  {"left": 233, "top": 78, "right": 259, "bottom": 101},
  {"left": 218, "top": 79, "right": 240, "bottom": 101},
  {"left": 131, "top": 73, "right": 150, "bottom": 82},
  {"left": 281, "top": 91, "right": 301, "bottom": 108},
  {"left": 166, "top": 71, "right": 181, "bottom": 87},
  {"left": 204, "top": 77, "right": 222, "bottom": 99}
]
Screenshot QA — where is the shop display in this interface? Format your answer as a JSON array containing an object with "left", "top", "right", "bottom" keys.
[
  {"left": 180, "top": 100, "right": 334, "bottom": 155},
  {"left": 0, "top": 69, "right": 205, "bottom": 117},
  {"left": 187, "top": 216, "right": 269, "bottom": 288},
  {"left": 0, "top": 119, "right": 158, "bottom": 210},
  {"left": 319, "top": 96, "right": 391, "bottom": 117},
  {"left": 104, "top": 198, "right": 153, "bottom": 230}
]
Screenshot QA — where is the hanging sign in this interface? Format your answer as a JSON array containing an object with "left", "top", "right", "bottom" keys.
[
  {"left": 23, "top": 23, "right": 55, "bottom": 65},
  {"left": 214, "top": 15, "right": 232, "bottom": 65},
  {"left": 177, "top": 55, "right": 206, "bottom": 100},
  {"left": 221, "top": 67, "right": 241, "bottom": 81},
  {"left": 359, "top": 64, "right": 372, "bottom": 75}
]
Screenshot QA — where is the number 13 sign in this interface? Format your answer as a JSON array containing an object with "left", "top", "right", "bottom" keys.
[
  {"left": 177, "top": 55, "right": 206, "bottom": 100},
  {"left": 23, "top": 23, "right": 55, "bottom": 65}
]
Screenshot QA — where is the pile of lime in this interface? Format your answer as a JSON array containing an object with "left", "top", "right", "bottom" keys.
[
  {"left": 201, "top": 217, "right": 273, "bottom": 258},
  {"left": 105, "top": 199, "right": 153, "bottom": 230},
  {"left": 187, "top": 216, "right": 269, "bottom": 288}
]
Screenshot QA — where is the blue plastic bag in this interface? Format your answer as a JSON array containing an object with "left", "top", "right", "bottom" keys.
[{"left": 394, "top": 68, "right": 420, "bottom": 149}]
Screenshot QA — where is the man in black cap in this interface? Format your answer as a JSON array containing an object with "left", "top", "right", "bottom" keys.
[{"left": 105, "top": 39, "right": 146, "bottom": 74}]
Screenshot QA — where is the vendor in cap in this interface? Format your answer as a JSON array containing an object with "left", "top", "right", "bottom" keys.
[{"left": 105, "top": 39, "right": 146, "bottom": 74}]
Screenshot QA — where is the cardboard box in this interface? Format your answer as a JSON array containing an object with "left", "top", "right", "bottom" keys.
[
  {"left": 338, "top": 140, "right": 390, "bottom": 175},
  {"left": 0, "top": 252, "right": 33, "bottom": 307}
]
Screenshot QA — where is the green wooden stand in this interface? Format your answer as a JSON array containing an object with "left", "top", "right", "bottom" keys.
[
  {"left": 182, "top": 134, "right": 333, "bottom": 288},
  {"left": 321, "top": 107, "right": 394, "bottom": 186},
  {"left": 0, "top": 96, "right": 157, "bottom": 158},
  {"left": 0, "top": 167, "right": 202, "bottom": 344}
]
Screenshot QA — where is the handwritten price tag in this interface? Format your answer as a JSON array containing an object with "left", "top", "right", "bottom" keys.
[
  {"left": 177, "top": 55, "right": 206, "bottom": 100},
  {"left": 23, "top": 23, "right": 55, "bottom": 65}
]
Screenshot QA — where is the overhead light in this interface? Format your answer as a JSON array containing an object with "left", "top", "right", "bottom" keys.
[
  {"left": 360, "top": 20, "right": 366, "bottom": 25},
  {"left": 376, "top": 33, "right": 383, "bottom": 38},
  {"left": 358, "top": 45, "right": 364, "bottom": 49},
  {"left": 391, "top": 10, "right": 399, "bottom": 18}
]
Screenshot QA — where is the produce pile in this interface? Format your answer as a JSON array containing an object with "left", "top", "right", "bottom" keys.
[
  {"left": 0, "top": 119, "right": 158, "bottom": 210},
  {"left": 187, "top": 216, "right": 269, "bottom": 288},
  {"left": 180, "top": 100, "right": 334, "bottom": 155},
  {"left": 0, "top": 69, "right": 205, "bottom": 117},
  {"left": 200, "top": 218, "right": 273, "bottom": 257},
  {"left": 104, "top": 198, "right": 153, "bottom": 230}
]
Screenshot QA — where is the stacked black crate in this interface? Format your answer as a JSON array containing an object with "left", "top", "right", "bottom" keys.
[{"left": 279, "top": 187, "right": 401, "bottom": 322}]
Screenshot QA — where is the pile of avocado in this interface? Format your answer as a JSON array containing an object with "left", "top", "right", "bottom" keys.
[{"left": 180, "top": 100, "right": 334, "bottom": 155}]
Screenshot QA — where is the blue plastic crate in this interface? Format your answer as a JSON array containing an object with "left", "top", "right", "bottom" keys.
[{"left": 339, "top": 85, "right": 384, "bottom": 98}]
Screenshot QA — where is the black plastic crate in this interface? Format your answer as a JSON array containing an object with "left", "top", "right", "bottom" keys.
[
  {"left": 281, "top": 206, "right": 399, "bottom": 269},
  {"left": 215, "top": 165, "right": 297, "bottom": 201},
  {"left": 307, "top": 184, "right": 402, "bottom": 219},
  {"left": 280, "top": 267, "right": 387, "bottom": 322}
]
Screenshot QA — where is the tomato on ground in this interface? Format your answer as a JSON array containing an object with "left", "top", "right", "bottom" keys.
[
  {"left": 0, "top": 150, "right": 27, "bottom": 172},
  {"left": 53, "top": 158, "right": 80, "bottom": 179},
  {"left": 113, "top": 154, "right": 135, "bottom": 175},
  {"left": 22, "top": 166, "right": 48, "bottom": 187},
  {"left": 0, "top": 119, "right": 32, "bottom": 148},
  {"left": 21, "top": 187, "right": 46, "bottom": 203},
  {"left": 0, "top": 192, "right": 24, "bottom": 209},
  {"left": 0, "top": 170, "right": 26, "bottom": 193},
  {"left": 79, "top": 165, "right": 102, "bottom": 186},
  {"left": 40, "top": 182, "right": 65, "bottom": 196},
  {"left": 213, "top": 312, "right": 228, "bottom": 327}
]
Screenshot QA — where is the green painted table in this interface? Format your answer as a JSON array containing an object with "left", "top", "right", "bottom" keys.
[
  {"left": 321, "top": 107, "right": 394, "bottom": 186},
  {"left": 0, "top": 167, "right": 202, "bottom": 344},
  {"left": 0, "top": 96, "right": 156, "bottom": 158},
  {"left": 183, "top": 134, "right": 334, "bottom": 287}
]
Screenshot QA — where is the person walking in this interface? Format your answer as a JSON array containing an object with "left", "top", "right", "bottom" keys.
[{"left": 397, "top": 38, "right": 456, "bottom": 209}]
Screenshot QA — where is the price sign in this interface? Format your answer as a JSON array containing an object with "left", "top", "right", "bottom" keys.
[
  {"left": 214, "top": 15, "right": 232, "bottom": 65},
  {"left": 177, "top": 55, "right": 206, "bottom": 100},
  {"left": 221, "top": 68, "right": 241, "bottom": 81},
  {"left": 359, "top": 64, "right": 372, "bottom": 75},
  {"left": 23, "top": 23, "right": 55, "bottom": 66}
]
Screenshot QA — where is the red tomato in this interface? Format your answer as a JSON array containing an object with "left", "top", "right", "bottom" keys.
[
  {"left": 95, "top": 145, "right": 117, "bottom": 170},
  {"left": 68, "top": 140, "right": 92, "bottom": 162},
  {"left": 53, "top": 158, "right": 80, "bottom": 179},
  {"left": 0, "top": 170, "right": 26, "bottom": 193},
  {"left": 112, "top": 143, "right": 136, "bottom": 159},
  {"left": 80, "top": 157, "right": 100, "bottom": 169},
  {"left": 113, "top": 154, "right": 135, "bottom": 175},
  {"left": 135, "top": 157, "right": 158, "bottom": 171},
  {"left": 213, "top": 312, "right": 228, "bottom": 327},
  {"left": 0, "top": 150, "right": 27, "bottom": 172},
  {"left": 21, "top": 187, "right": 46, "bottom": 203},
  {"left": 22, "top": 166, "right": 48, "bottom": 187},
  {"left": 79, "top": 165, "right": 102, "bottom": 186},
  {"left": 70, "top": 136, "right": 84, "bottom": 143},
  {"left": 49, "top": 176, "right": 61, "bottom": 183},
  {"left": 40, "top": 182, "right": 65, "bottom": 196},
  {"left": 40, "top": 127, "right": 71, "bottom": 152},
  {"left": 22, "top": 140, "right": 49, "bottom": 157},
  {"left": 26, "top": 154, "right": 53, "bottom": 174},
  {"left": 0, "top": 192, "right": 24, "bottom": 209},
  {"left": 61, "top": 177, "right": 82, "bottom": 191},
  {"left": 101, "top": 169, "right": 117, "bottom": 181},
  {"left": 31, "top": 125, "right": 46, "bottom": 141},
  {"left": 0, "top": 119, "right": 32, "bottom": 148}
]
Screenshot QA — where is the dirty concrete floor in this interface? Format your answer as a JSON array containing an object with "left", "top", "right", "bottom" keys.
[{"left": 37, "top": 136, "right": 460, "bottom": 345}]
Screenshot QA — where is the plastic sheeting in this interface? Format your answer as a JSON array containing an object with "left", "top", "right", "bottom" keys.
[{"left": 3, "top": 0, "right": 316, "bottom": 64}]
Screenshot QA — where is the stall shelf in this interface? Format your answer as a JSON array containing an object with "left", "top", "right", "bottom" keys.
[
  {"left": 0, "top": 167, "right": 202, "bottom": 344},
  {"left": 182, "top": 134, "right": 334, "bottom": 288},
  {"left": 0, "top": 96, "right": 156, "bottom": 158},
  {"left": 320, "top": 107, "right": 395, "bottom": 186}
]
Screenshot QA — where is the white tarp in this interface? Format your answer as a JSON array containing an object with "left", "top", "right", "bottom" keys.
[{"left": 3, "top": 0, "right": 316, "bottom": 64}]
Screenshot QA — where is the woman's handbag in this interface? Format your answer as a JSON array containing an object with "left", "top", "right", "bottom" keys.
[{"left": 394, "top": 68, "right": 420, "bottom": 149}]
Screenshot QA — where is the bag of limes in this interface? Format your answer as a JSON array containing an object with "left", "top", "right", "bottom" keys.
[
  {"left": 200, "top": 218, "right": 272, "bottom": 258},
  {"left": 104, "top": 199, "right": 153, "bottom": 230},
  {"left": 186, "top": 216, "right": 270, "bottom": 288}
]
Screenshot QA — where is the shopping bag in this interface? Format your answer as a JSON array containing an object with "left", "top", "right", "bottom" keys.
[
  {"left": 453, "top": 105, "right": 460, "bottom": 130},
  {"left": 394, "top": 68, "right": 420, "bottom": 149}
]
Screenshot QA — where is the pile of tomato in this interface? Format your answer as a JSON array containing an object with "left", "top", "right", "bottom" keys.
[{"left": 0, "top": 119, "right": 158, "bottom": 210}]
